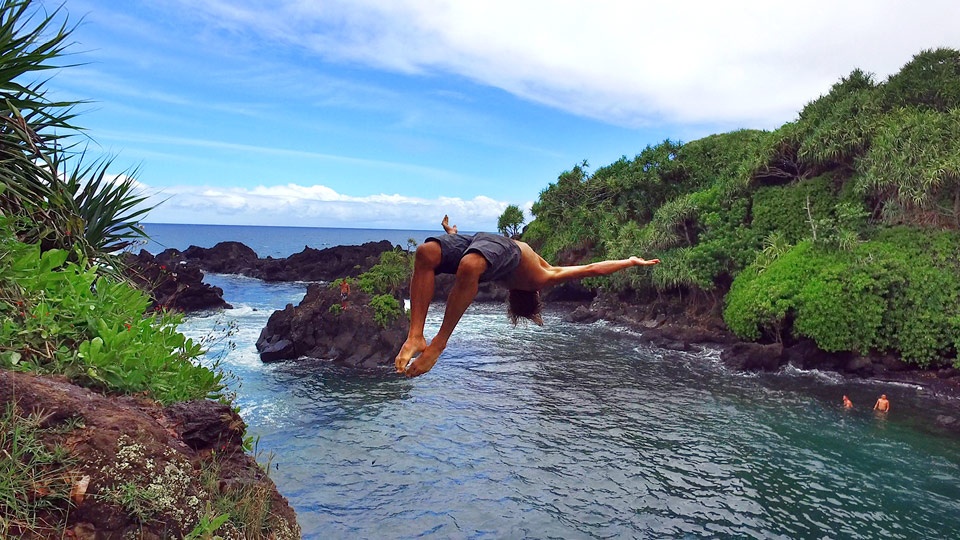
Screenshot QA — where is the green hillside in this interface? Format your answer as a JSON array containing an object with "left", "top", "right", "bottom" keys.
[{"left": 524, "top": 48, "right": 960, "bottom": 367}]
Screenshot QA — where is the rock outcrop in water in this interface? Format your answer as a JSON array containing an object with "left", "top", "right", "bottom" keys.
[
  {"left": 177, "top": 240, "right": 396, "bottom": 282},
  {"left": 121, "top": 250, "right": 232, "bottom": 313},
  {"left": 256, "top": 283, "right": 407, "bottom": 368}
]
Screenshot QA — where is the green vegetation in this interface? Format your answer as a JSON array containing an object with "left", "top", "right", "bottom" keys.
[
  {"left": 497, "top": 204, "right": 525, "bottom": 237},
  {"left": 0, "top": 404, "right": 76, "bottom": 538},
  {"left": 0, "top": 218, "right": 225, "bottom": 404},
  {"left": 197, "top": 450, "right": 278, "bottom": 538},
  {"left": 0, "top": 2, "right": 151, "bottom": 267},
  {"left": 0, "top": 1, "right": 294, "bottom": 536},
  {"left": 0, "top": 0, "right": 223, "bottom": 402},
  {"left": 524, "top": 47, "right": 960, "bottom": 368},
  {"left": 346, "top": 248, "right": 412, "bottom": 327},
  {"left": 369, "top": 293, "right": 403, "bottom": 328},
  {"left": 356, "top": 249, "right": 409, "bottom": 300}
]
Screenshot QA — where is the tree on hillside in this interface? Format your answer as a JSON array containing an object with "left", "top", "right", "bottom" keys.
[{"left": 498, "top": 204, "right": 525, "bottom": 238}]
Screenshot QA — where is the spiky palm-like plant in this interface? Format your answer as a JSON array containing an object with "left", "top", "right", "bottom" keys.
[{"left": 0, "top": 0, "right": 153, "bottom": 263}]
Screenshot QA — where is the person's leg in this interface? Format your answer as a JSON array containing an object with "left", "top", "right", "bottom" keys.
[
  {"left": 395, "top": 241, "right": 441, "bottom": 372},
  {"left": 404, "top": 252, "right": 487, "bottom": 377}
]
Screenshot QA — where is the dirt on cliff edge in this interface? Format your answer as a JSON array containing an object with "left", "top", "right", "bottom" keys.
[{"left": 0, "top": 370, "right": 300, "bottom": 539}]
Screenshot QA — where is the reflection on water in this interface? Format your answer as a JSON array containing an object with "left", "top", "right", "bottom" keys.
[{"left": 182, "top": 276, "right": 960, "bottom": 539}]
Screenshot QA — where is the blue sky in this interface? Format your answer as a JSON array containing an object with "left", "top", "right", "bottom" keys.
[{"left": 47, "top": 0, "right": 960, "bottom": 231}]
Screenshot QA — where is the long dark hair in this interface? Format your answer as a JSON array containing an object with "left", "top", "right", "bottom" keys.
[{"left": 507, "top": 289, "right": 543, "bottom": 326}]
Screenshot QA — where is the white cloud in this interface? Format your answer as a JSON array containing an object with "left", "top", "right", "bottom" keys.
[
  {"left": 142, "top": 182, "right": 513, "bottom": 230},
  {"left": 171, "top": 0, "right": 960, "bottom": 129}
]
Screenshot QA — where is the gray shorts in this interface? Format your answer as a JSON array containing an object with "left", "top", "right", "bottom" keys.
[{"left": 425, "top": 232, "right": 522, "bottom": 283}]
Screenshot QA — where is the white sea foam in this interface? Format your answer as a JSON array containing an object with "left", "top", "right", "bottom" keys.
[{"left": 781, "top": 364, "right": 846, "bottom": 384}]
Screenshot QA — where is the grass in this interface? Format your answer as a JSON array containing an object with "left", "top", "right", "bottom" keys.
[
  {"left": 197, "top": 446, "right": 286, "bottom": 539},
  {"left": 0, "top": 402, "right": 76, "bottom": 538}
]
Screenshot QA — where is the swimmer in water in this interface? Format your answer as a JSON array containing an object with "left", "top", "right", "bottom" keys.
[{"left": 874, "top": 394, "right": 890, "bottom": 413}]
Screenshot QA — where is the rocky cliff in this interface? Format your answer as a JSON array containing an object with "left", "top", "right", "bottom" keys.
[
  {"left": 256, "top": 284, "right": 408, "bottom": 368},
  {"left": 0, "top": 370, "right": 300, "bottom": 538},
  {"left": 180, "top": 240, "right": 395, "bottom": 282},
  {"left": 122, "top": 249, "right": 232, "bottom": 312}
]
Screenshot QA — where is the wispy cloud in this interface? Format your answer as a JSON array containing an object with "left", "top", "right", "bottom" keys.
[
  {"left": 165, "top": 0, "right": 960, "bottom": 129},
  {"left": 94, "top": 130, "right": 459, "bottom": 179}
]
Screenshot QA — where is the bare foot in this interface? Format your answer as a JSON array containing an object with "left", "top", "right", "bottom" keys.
[
  {"left": 405, "top": 342, "right": 444, "bottom": 377},
  {"left": 442, "top": 215, "right": 458, "bottom": 235},
  {"left": 395, "top": 336, "right": 426, "bottom": 373}
]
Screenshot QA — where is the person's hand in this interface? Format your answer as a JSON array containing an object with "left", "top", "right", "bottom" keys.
[{"left": 630, "top": 257, "right": 660, "bottom": 266}]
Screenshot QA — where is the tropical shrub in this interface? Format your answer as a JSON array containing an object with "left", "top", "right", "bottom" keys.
[
  {"left": 724, "top": 229, "right": 960, "bottom": 366},
  {"left": 879, "top": 47, "right": 960, "bottom": 112},
  {"left": 752, "top": 175, "right": 838, "bottom": 242},
  {"left": 357, "top": 249, "right": 409, "bottom": 297},
  {"left": 369, "top": 294, "right": 402, "bottom": 328},
  {"left": 0, "top": 220, "right": 225, "bottom": 404},
  {"left": 856, "top": 107, "right": 960, "bottom": 228}
]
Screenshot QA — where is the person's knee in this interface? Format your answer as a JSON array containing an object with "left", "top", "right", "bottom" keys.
[
  {"left": 415, "top": 241, "right": 442, "bottom": 269},
  {"left": 456, "top": 253, "right": 487, "bottom": 279}
]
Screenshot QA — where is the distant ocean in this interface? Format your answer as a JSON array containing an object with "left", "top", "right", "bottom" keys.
[
  {"left": 139, "top": 222, "right": 442, "bottom": 258},
  {"left": 158, "top": 221, "right": 960, "bottom": 540}
]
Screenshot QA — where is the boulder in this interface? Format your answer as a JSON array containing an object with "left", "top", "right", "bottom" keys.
[
  {"left": 564, "top": 305, "right": 601, "bottom": 324},
  {"left": 639, "top": 323, "right": 729, "bottom": 350},
  {"left": 0, "top": 370, "right": 300, "bottom": 538},
  {"left": 256, "top": 284, "right": 408, "bottom": 368},
  {"left": 182, "top": 241, "right": 259, "bottom": 274},
  {"left": 720, "top": 342, "right": 785, "bottom": 372},
  {"left": 162, "top": 399, "right": 246, "bottom": 451},
  {"left": 121, "top": 250, "right": 231, "bottom": 313},
  {"left": 542, "top": 282, "right": 596, "bottom": 303}
]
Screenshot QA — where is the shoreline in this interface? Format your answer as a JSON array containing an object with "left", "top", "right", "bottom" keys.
[
  {"left": 545, "top": 302, "right": 960, "bottom": 438},
  {"left": 162, "top": 237, "right": 960, "bottom": 437}
]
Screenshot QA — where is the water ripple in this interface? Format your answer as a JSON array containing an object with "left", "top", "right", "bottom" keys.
[{"left": 186, "top": 284, "right": 960, "bottom": 539}]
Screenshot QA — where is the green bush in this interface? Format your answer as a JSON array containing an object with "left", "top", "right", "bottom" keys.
[
  {"left": 880, "top": 48, "right": 960, "bottom": 112},
  {"left": 0, "top": 223, "right": 225, "bottom": 404},
  {"left": 724, "top": 229, "right": 960, "bottom": 366},
  {"left": 357, "top": 250, "right": 409, "bottom": 297},
  {"left": 856, "top": 107, "right": 960, "bottom": 227},
  {"left": 752, "top": 175, "right": 838, "bottom": 242},
  {"left": 369, "top": 294, "right": 401, "bottom": 328}
]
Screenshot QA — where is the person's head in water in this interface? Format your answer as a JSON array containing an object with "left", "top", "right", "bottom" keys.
[{"left": 508, "top": 289, "right": 543, "bottom": 326}]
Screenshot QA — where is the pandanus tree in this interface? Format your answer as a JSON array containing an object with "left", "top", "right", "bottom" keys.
[{"left": 0, "top": 0, "right": 153, "bottom": 265}]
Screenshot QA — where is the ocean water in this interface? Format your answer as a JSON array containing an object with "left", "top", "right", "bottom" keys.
[
  {"left": 140, "top": 222, "right": 439, "bottom": 258},
  {"left": 151, "top": 224, "right": 960, "bottom": 539}
]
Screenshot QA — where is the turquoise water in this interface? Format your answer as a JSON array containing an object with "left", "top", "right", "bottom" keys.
[{"left": 160, "top": 224, "right": 960, "bottom": 539}]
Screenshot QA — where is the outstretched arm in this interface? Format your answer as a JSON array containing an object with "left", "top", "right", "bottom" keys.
[{"left": 543, "top": 256, "right": 659, "bottom": 287}]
